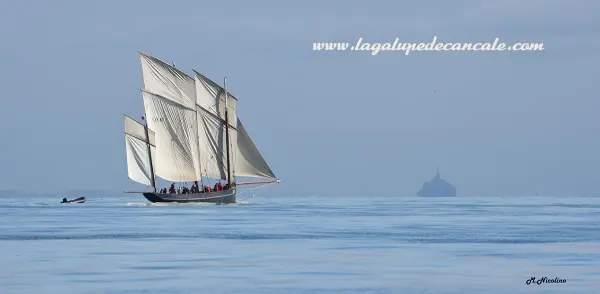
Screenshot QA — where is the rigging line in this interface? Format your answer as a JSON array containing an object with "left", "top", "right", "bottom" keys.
[
  {"left": 196, "top": 104, "right": 237, "bottom": 131},
  {"left": 237, "top": 194, "right": 254, "bottom": 202},
  {"left": 236, "top": 182, "right": 271, "bottom": 196},
  {"left": 193, "top": 98, "right": 204, "bottom": 190}
]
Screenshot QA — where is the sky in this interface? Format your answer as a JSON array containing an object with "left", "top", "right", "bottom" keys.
[{"left": 0, "top": 0, "right": 599, "bottom": 197}]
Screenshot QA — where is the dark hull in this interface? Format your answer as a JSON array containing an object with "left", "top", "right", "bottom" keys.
[
  {"left": 142, "top": 188, "right": 236, "bottom": 204},
  {"left": 61, "top": 197, "right": 86, "bottom": 203}
]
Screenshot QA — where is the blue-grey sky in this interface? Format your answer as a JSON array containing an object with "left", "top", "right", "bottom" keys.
[{"left": 1, "top": 0, "right": 599, "bottom": 197}]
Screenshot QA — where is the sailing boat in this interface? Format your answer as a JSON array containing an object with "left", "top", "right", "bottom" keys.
[{"left": 123, "top": 52, "right": 279, "bottom": 203}]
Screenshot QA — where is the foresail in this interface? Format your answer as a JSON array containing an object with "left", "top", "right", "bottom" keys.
[
  {"left": 142, "top": 91, "right": 202, "bottom": 182},
  {"left": 193, "top": 70, "right": 240, "bottom": 181},
  {"left": 234, "top": 118, "right": 276, "bottom": 179},
  {"left": 124, "top": 116, "right": 156, "bottom": 186},
  {"left": 140, "top": 52, "right": 196, "bottom": 108}
]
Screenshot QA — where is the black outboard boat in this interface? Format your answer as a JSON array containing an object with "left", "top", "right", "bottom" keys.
[{"left": 60, "top": 197, "right": 86, "bottom": 204}]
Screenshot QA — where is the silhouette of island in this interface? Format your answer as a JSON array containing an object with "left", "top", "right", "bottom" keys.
[{"left": 417, "top": 169, "right": 456, "bottom": 197}]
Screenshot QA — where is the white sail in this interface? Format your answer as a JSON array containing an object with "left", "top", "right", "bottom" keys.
[
  {"left": 194, "top": 70, "right": 237, "bottom": 126},
  {"left": 124, "top": 116, "right": 156, "bottom": 186},
  {"left": 139, "top": 53, "right": 202, "bottom": 182},
  {"left": 140, "top": 52, "right": 196, "bottom": 109},
  {"left": 194, "top": 70, "right": 275, "bottom": 180},
  {"left": 234, "top": 118, "right": 276, "bottom": 179},
  {"left": 142, "top": 90, "right": 201, "bottom": 182},
  {"left": 193, "top": 70, "right": 238, "bottom": 180},
  {"left": 124, "top": 114, "right": 155, "bottom": 146},
  {"left": 136, "top": 53, "right": 275, "bottom": 183},
  {"left": 196, "top": 106, "right": 228, "bottom": 180}
]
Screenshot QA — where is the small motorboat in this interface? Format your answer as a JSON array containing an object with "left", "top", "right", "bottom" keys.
[{"left": 60, "top": 197, "right": 86, "bottom": 204}]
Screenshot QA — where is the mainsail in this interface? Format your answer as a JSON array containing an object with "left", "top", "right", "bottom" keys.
[
  {"left": 139, "top": 53, "right": 202, "bottom": 182},
  {"left": 194, "top": 70, "right": 237, "bottom": 181},
  {"left": 124, "top": 115, "right": 156, "bottom": 186},
  {"left": 196, "top": 106, "right": 228, "bottom": 180},
  {"left": 134, "top": 52, "right": 277, "bottom": 187},
  {"left": 140, "top": 53, "right": 196, "bottom": 108}
]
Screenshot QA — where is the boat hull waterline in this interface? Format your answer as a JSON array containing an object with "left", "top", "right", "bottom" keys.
[{"left": 143, "top": 188, "right": 236, "bottom": 204}]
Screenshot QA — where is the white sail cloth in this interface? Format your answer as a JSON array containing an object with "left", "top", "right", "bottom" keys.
[
  {"left": 194, "top": 71, "right": 236, "bottom": 180},
  {"left": 136, "top": 52, "right": 276, "bottom": 183},
  {"left": 139, "top": 53, "right": 202, "bottom": 182},
  {"left": 196, "top": 105, "right": 228, "bottom": 180},
  {"left": 194, "top": 71, "right": 276, "bottom": 179},
  {"left": 195, "top": 111, "right": 276, "bottom": 180},
  {"left": 234, "top": 118, "right": 276, "bottom": 179},
  {"left": 194, "top": 71, "right": 238, "bottom": 126},
  {"left": 142, "top": 91, "right": 201, "bottom": 182},
  {"left": 124, "top": 116, "right": 156, "bottom": 186},
  {"left": 140, "top": 53, "right": 196, "bottom": 109}
]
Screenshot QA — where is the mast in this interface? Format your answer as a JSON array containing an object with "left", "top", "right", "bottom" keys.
[
  {"left": 224, "top": 77, "right": 232, "bottom": 188},
  {"left": 194, "top": 107, "right": 201, "bottom": 191},
  {"left": 144, "top": 117, "right": 157, "bottom": 192},
  {"left": 194, "top": 77, "right": 202, "bottom": 192},
  {"left": 173, "top": 58, "right": 201, "bottom": 191}
]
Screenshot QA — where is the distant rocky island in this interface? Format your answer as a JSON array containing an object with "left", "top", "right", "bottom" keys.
[{"left": 417, "top": 170, "right": 456, "bottom": 197}]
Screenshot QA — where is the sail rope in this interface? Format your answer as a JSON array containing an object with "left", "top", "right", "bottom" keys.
[
  {"left": 236, "top": 182, "right": 272, "bottom": 196},
  {"left": 237, "top": 194, "right": 254, "bottom": 202}
]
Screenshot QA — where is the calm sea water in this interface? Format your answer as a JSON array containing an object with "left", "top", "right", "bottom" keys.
[{"left": 1, "top": 194, "right": 599, "bottom": 293}]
